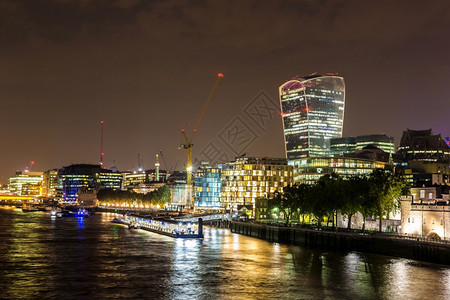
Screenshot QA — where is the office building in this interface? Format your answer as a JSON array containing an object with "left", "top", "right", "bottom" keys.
[
  {"left": 8, "top": 171, "right": 43, "bottom": 196},
  {"left": 289, "top": 156, "right": 390, "bottom": 185},
  {"left": 194, "top": 162, "right": 222, "bottom": 210},
  {"left": 42, "top": 169, "right": 59, "bottom": 198},
  {"left": 220, "top": 157, "right": 292, "bottom": 213},
  {"left": 396, "top": 129, "right": 450, "bottom": 185},
  {"left": 122, "top": 169, "right": 167, "bottom": 190},
  {"left": 330, "top": 134, "right": 395, "bottom": 155},
  {"left": 279, "top": 73, "right": 345, "bottom": 159},
  {"left": 397, "top": 128, "right": 450, "bottom": 163},
  {"left": 58, "top": 164, "right": 122, "bottom": 203}
]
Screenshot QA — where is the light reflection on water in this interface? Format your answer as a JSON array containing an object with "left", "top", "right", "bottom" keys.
[{"left": 0, "top": 209, "right": 449, "bottom": 300}]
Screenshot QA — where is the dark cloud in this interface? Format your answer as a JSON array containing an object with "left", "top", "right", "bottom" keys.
[
  {"left": 0, "top": 0, "right": 154, "bottom": 45},
  {"left": 0, "top": 0, "right": 450, "bottom": 181}
]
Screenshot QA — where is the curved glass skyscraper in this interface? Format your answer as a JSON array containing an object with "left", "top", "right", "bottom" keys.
[{"left": 279, "top": 74, "right": 345, "bottom": 159}]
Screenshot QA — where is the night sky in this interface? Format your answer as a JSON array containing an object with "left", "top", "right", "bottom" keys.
[{"left": 1, "top": 0, "right": 450, "bottom": 183}]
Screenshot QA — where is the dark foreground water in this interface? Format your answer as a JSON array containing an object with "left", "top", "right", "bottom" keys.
[{"left": 0, "top": 209, "right": 449, "bottom": 300}]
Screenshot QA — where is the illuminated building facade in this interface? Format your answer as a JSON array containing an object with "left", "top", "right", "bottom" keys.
[
  {"left": 122, "top": 169, "right": 167, "bottom": 190},
  {"left": 397, "top": 129, "right": 450, "bottom": 162},
  {"left": 289, "top": 156, "right": 390, "bottom": 184},
  {"left": 279, "top": 74, "right": 345, "bottom": 159},
  {"left": 58, "top": 164, "right": 122, "bottom": 203},
  {"left": 42, "top": 169, "right": 59, "bottom": 198},
  {"left": 401, "top": 186, "right": 450, "bottom": 239},
  {"left": 122, "top": 171, "right": 146, "bottom": 189},
  {"left": 220, "top": 157, "right": 292, "bottom": 213},
  {"left": 8, "top": 171, "right": 43, "bottom": 196},
  {"left": 194, "top": 162, "right": 222, "bottom": 210},
  {"left": 396, "top": 129, "right": 450, "bottom": 184},
  {"left": 330, "top": 134, "right": 395, "bottom": 155},
  {"left": 97, "top": 172, "right": 122, "bottom": 189}
]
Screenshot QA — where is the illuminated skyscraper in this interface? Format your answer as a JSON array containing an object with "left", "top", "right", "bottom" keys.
[{"left": 279, "top": 74, "right": 345, "bottom": 159}]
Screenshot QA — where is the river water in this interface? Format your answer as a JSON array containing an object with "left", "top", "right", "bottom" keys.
[{"left": 0, "top": 209, "right": 449, "bottom": 300}]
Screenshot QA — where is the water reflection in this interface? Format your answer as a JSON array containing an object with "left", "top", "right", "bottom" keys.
[{"left": 0, "top": 210, "right": 448, "bottom": 299}]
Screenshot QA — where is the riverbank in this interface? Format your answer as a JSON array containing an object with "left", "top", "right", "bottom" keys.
[{"left": 231, "top": 221, "right": 450, "bottom": 265}]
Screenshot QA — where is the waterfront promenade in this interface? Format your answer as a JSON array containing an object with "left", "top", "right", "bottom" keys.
[{"left": 231, "top": 221, "right": 450, "bottom": 265}]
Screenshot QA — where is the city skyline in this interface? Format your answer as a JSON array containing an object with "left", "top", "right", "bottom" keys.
[{"left": 1, "top": 0, "right": 450, "bottom": 183}]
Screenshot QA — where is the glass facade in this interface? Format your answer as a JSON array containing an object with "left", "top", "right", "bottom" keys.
[
  {"left": 122, "top": 169, "right": 167, "bottom": 190},
  {"left": 330, "top": 134, "right": 395, "bottom": 155},
  {"left": 42, "top": 169, "right": 59, "bottom": 198},
  {"left": 220, "top": 157, "right": 292, "bottom": 213},
  {"left": 288, "top": 157, "right": 389, "bottom": 185},
  {"left": 279, "top": 74, "right": 345, "bottom": 159},
  {"left": 58, "top": 164, "right": 122, "bottom": 203},
  {"left": 58, "top": 174, "right": 95, "bottom": 203},
  {"left": 194, "top": 163, "right": 222, "bottom": 209},
  {"left": 8, "top": 171, "right": 43, "bottom": 196},
  {"left": 98, "top": 172, "right": 122, "bottom": 189}
]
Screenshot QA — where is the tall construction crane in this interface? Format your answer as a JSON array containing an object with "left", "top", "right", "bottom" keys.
[{"left": 180, "top": 73, "right": 224, "bottom": 188}]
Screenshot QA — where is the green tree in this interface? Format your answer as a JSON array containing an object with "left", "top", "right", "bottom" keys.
[
  {"left": 268, "top": 190, "right": 297, "bottom": 225},
  {"left": 368, "top": 169, "right": 408, "bottom": 232},
  {"left": 341, "top": 176, "right": 368, "bottom": 230},
  {"left": 312, "top": 173, "right": 345, "bottom": 230},
  {"left": 292, "top": 184, "right": 313, "bottom": 224}
]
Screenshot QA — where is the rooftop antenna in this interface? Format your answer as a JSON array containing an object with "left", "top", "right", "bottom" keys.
[
  {"left": 100, "top": 121, "right": 104, "bottom": 167},
  {"left": 137, "top": 153, "right": 144, "bottom": 172},
  {"left": 155, "top": 154, "right": 160, "bottom": 182}
]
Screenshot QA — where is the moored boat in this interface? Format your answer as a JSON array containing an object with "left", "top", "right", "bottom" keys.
[
  {"left": 76, "top": 208, "right": 89, "bottom": 218},
  {"left": 112, "top": 215, "right": 203, "bottom": 238}
]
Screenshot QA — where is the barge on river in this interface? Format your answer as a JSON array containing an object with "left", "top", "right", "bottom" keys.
[{"left": 112, "top": 215, "right": 204, "bottom": 238}]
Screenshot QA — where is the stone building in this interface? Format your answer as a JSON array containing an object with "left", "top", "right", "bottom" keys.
[{"left": 400, "top": 186, "right": 450, "bottom": 239}]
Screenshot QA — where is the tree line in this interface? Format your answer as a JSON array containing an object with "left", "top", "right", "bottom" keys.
[
  {"left": 266, "top": 169, "right": 410, "bottom": 231},
  {"left": 97, "top": 185, "right": 171, "bottom": 207}
]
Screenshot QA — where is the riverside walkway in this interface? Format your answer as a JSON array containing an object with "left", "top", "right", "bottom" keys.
[{"left": 231, "top": 221, "right": 450, "bottom": 265}]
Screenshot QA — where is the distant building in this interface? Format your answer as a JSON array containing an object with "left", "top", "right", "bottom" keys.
[
  {"left": 122, "top": 169, "right": 167, "bottom": 190},
  {"left": 330, "top": 134, "right": 395, "bottom": 155},
  {"left": 289, "top": 155, "right": 391, "bottom": 185},
  {"left": 396, "top": 129, "right": 450, "bottom": 185},
  {"left": 402, "top": 170, "right": 449, "bottom": 187},
  {"left": 397, "top": 129, "right": 450, "bottom": 162},
  {"left": 78, "top": 189, "right": 98, "bottom": 207},
  {"left": 194, "top": 162, "right": 222, "bottom": 210},
  {"left": 401, "top": 186, "right": 450, "bottom": 240},
  {"left": 122, "top": 171, "right": 146, "bottom": 189},
  {"left": 8, "top": 171, "right": 43, "bottom": 196},
  {"left": 168, "top": 184, "right": 191, "bottom": 210},
  {"left": 131, "top": 182, "right": 165, "bottom": 194},
  {"left": 58, "top": 164, "right": 122, "bottom": 204},
  {"left": 220, "top": 157, "right": 292, "bottom": 214},
  {"left": 42, "top": 169, "right": 58, "bottom": 198},
  {"left": 279, "top": 73, "right": 345, "bottom": 159},
  {"left": 166, "top": 171, "right": 187, "bottom": 185},
  {"left": 166, "top": 171, "right": 190, "bottom": 210}
]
